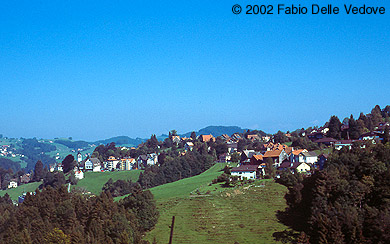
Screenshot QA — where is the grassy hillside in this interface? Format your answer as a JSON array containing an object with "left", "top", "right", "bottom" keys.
[
  {"left": 150, "top": 163, "right": 228, "bottom": 201},
  {"left": 115, "top": 163, "right": 230, "bottom": 202},
  {"left": 75, "top": 170, "right": 142, "bottom": 195},
  {"left": 0, "top": 182, "right": 41, "bottom": 200},
  {"left": 119, "top": 163, "right": 290, "bottom": 243},
  {"left": 145, "top": 179, "right": 288, "bottom": 243}
]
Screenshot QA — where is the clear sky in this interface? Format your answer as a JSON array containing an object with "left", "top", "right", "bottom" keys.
[{"left": 1, "top": 1, "right": 389, "bottom": 141}]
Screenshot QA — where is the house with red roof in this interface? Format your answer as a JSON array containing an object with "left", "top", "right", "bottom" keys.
[
  {"left": 263, "top": 149, "right": 288, "bottom": 167},
  {"left": 199, "top": 134, "right": 215, "bottom": 143}
]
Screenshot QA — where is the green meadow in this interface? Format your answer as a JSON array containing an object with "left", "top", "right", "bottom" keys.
[
  {"left": 74, "top": 170, "right": 142, "bottom": 195},
  {"left": 141, "top": 163, "right": 290, "bottom": 244},
  {"left": 0, "top": 181, "right": 41, "bottom": 200}
]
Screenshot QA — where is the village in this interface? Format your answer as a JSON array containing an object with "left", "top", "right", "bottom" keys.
[{"left": 10, "top": 119, "right": 382, "bottom": 190}]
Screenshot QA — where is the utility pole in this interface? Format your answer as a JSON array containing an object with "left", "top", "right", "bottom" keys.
[{"left": 168, "top": 216, "right": 175, "bottom": 244}]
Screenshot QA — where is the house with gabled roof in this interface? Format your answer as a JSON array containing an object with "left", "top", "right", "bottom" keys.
[
  {"left": 359, "top": 131, "right": 381, "bottom": 142},
  {"left": 137, "top": 155, "right": 148, "bottom": 168},
  {"left": 302, "top": 151, "right": 318, "bottom": 164},
  {"left": 231, "top": 165, "right": 259, "bottom": 180},
  {"left": 250, "top": 154, "right": 264, "bottom": 165},
  {"left": 185, "top": 141, "right": 194, "bottom": 151},
  {"left": 231, "top": 133, "right": 242, "bottom": 141},
  {"left": 8, "top": 180, "right": 18, "bottom": 188},
  {"left": 147, "top": 153, "right": 158, "bottom": 166},
  {"left": 263, "top": 149, "right": 288, "bottom": 167},
  {"left": 278, "top": 161, "right": 311, "bottom": 173},
  {"left": 84, "top": 158, "right": 102, "bottom": 172},
  {"left": 219, "top": 153, "right": 231, "bottom": 163},
  {"left": 199, "top": 134, "right": 215, "bottom": 143},
  {"left": 221, "top": 134, "right": 231, "bottom": 142},
  {"left": 314, "top": 137, "right": 337, "bottom": 147},
  {"left": 317, "top": 153, "right": 328, "bottom": 170},
  {"left": 171, "top": 136, "right": 181, "bottom": 145},
  {"left": 247, "top": 134, "right": 260, "bottom": 141},
  {"left": 335, "top": 140, "right": 355, "bottom": 150},
  {"left": 308, "top": 132, "right": 326, "bottom": 141},
  {"left": 290, "top": 149, "right": 308, "bottom": 162},
  {"left": 241, "top": 149, "right": 261, "bottom": 163},
  {"left": 227, "top": 142, "right": 238, "bottom": 154}
]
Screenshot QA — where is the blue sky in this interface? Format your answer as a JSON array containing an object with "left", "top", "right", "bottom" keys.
[{"left": 1, "top": 1, "right": 389, "bottom": 141}]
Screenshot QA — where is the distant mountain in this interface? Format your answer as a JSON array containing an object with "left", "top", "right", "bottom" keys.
[
  {"left": 156, "top": 134, "right": 169, "bottom": 141},
  {"left": 181, "top": 126, "right": 247, "bottom": 138},
  {"left": 94, "top": 136, "right": 145, "bottom": 147}
]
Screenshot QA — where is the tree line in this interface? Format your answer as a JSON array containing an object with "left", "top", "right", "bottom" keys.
[
  {"left": 276, "top": 142, "right": 390, "bottom": 243},
  {"left": 0, "top": 184, "right": 158, "bottom": 243}
]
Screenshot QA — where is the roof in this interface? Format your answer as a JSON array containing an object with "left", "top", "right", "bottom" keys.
[
  {"left": 279, "top": 161, "right": 308, "bottom": 169},
  {"left": 292, "top": 149, "right": 306, "bottom": 156},
  {"left": 302, "top": 151, "right": 317, "bottom": 157},
  {"left": 138, "top": 155, "right": 148, "bottom": 161},
  {"left": 186, "top": 142, "right": 194, "bottom": 146},
  {"left": 247, "top": 134, "right": 260, "bottom": 140},
  {"left": 231, "top": 165, "right": 259, "bottom": 172},
  {"left": 252, "top": 154, "right": 263, "bottom": 161},
  {"left": 284, "top": 147, "right": 293, "bottom": 154},
  {"left": 335, "top": 140, "right": 354, "bottom": 145},
  {"left": 222, "top": 134, "right": 230, "bottom": 139},
  {"left": 319, "top": 153, "right": 329, "bottom": 158},
  {"left": 200, "top": 134, "right": 214, "bottom": 142},
  {"left": 314, "top": 138, "right": 338, "bottom": 143},
  {"left": 263, "top": 150, "right": 284, "bottom": 158},
  {"left": 87, "top": 158, "right": 101, "bottom": 166},
  {"left": 242, "top": 149, "right": 256, "bottom": 157},
  {"left": 227, "top": 142, "right": 238, "bottom": 148}
]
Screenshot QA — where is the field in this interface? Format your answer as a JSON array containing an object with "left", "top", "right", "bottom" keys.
[
  {"left": 74, "top": 170, "right": 142, "bottom": 195},
  {"left": 142, "top": 164, "right": 289, "bottom": 244},
  {"left": 0, "top": 182, "right": 41, "bottom": 200}
]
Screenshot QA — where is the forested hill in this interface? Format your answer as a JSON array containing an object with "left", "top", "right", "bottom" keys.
[
  {"left": 181, "top": 126, "right": 248, "bottom": 137},
  {"left": 94, "top": 136, "right": 145, "bottom": 146}
]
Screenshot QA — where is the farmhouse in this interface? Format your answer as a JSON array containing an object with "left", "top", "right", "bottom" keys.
[
  {"left": 278, "top": 161, "right": 311, "bottom": 173},
  {"left": 85, "top": 158, "right": 102, "bottom": 172},
  {"left": 231, "top": 165, "right": 259, "bottom": 180},
  {"left": 263, "top": 149, "right": 288, "bottom": 167}
]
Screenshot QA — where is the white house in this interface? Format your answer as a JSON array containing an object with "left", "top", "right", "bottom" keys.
[
  {"left": 290, "top": 149, "right": 308, "bottom": 163},
  {"left": 185, "top": 142, "right": 194, "bottom": 151},
  {"left": 279, "top": 161, "right": 311, "bottom": 173},
  {"left": 85, "top": 158, "right": 101, "bottom": 172},
  {"left": 227, "top": 142, "right": 238, "bottom": 154},
  {"left": 231, "top": 165, "right": 259, "bottom": 180},
  {"left": 293, "top": 162, "right": 311, "bottom": 173},
  {"left": 8, "top": 180, "right": 18, "bottom": 188},
  {"left": 147, "top": 153, "right": 158, "bottom": 166},
  {"left": 105, "top": 156, "right": 120, "bottom": 171},
  {"left": 263, "top": 149, "right": 288, "bottom": 167},
  {"left": 302, "top": 151, "right": 318, "bottom": 164},
  {"left": 335, "top": 140, "right": 354, "bottom": 150},
  {"left": 74, "top": 170, "right": 84, "bottom": 180},
  {"left": 77, "top": 152, "right": 83, "bottom": 163},
  {"left": 56, "top": 163, "right": 63, "bottom": 172}
]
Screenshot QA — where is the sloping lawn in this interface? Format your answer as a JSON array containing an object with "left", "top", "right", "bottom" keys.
[
  {"left": 0, "top": 182, "right": 41, "bottom": 200},
  {"left": 74, "top": 170, "right": 142, "bottom": 195},
  {"left": 145, "top": 179, "right": 288, "bottom": 244},
  {"left": 115, "top": 163, "right": 229, "bottom": 201}
]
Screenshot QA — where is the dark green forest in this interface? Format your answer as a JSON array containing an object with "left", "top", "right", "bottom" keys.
[
  {"left": 276, "top": 142, "right": 390, "bottom": 243},
  {"left": 0, "top": 185, "right": 158, "bottom": 244}
]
